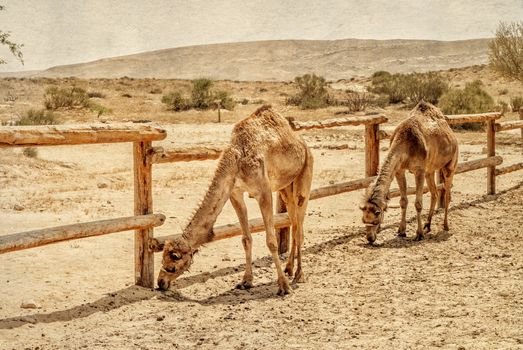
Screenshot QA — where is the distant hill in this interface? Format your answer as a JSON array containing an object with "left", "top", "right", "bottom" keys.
[{"left": 6, "top": 38, "right": 491, "bottom": 81}]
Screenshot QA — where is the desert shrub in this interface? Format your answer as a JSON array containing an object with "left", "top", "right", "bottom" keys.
[
  {"left": 369, "top": 72, "right": 407, "bottom": 104},
  {"left": 402, "top": 72, "right": 449, "bottom": 105},
  {"left": 497, "top": 100, "right": 510, "bottom": 114},
  {"left": 489, "top": 21, "right": 523, "bottom": 81},
  {"left": 22, "top": 147, "right": 37, "bottom": 158},
  {"left": 510, "top": 96, "right": 523, "bottom": 112},
  {"left": 370, "top": 71, "right": 448, "bottom": 105},
  {"left": 371, "top": 94, "right": 390, "bottom": 108},
  {"left": 87, "top": 91, "right": 105, "bottom": 98},
  {"left": 287, "top": 73, "right": 330, "bottom": 109},
  {"left": 15, "top": 109, "right": 58, "bottom": 125},
  {"left": 149, "top": 87, "right": 162, "bottom": 94},
  {"left": 191, "top": 78, "right": 214, "bottom": 109},
  {"left": 161, "top": 91, "right": 191, "bottom": 111},
  {"left": 213, "top": 90, "right": 235, "bottom": 110},
  {"left": 89, "top": 102, "right": 112, "bottom": 117},
  {"left": 438, "top": 80, "right": 495, "bottom": 130},
  {"left": 251, "top": 99, "right": 266, "bottom": 104},
  {"left": 240, "top": 98, "right": 249, "bottom": 105},
  {"left": 345, "top": 91, "right": 371, "bottom": 112},
  {"left": 44, "top": 86, "right": 90, "bottom": 110}
]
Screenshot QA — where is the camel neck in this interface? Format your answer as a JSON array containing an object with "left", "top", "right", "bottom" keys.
[
  {"left": 182, "top": 148, "right": 238, "bottom": 250},
  {"left": 368, "top": 145, "right": 404, "bottom": 208}
]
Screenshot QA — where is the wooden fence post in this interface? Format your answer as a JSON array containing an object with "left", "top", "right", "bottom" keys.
[
  {"left": 133, "top": 141, "right": 154, "bottom": 288},
  {"left": 365, "top": 123, "right": 380, "bottom": 177},
  {"left": 276, "top": 193, "right": 290, "bottom": 254},
  {"left": 487, "top": 120, "right": 496, "bottom": 195},
  {"left": 520, "top": 107, "right": 523, "bottom": 154}
]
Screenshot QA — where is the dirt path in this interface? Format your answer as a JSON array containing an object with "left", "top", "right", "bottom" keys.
[{"left": 0, "top": 124, "right": 522, "bottom": 349}]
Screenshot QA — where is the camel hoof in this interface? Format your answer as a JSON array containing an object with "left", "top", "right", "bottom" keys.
[
  {"left": 235, "top": 280, "right": 253, "bottom": 290},
  {"left": 284, "top": 264, "right": 294, "bottom": 277},
  {"left": 415, "top": 233, "right": 424, "bottom": 241},
  {"left": 443, "top": 224, "right": 449, "bottom": 231},
  {"left": 293, "top": 270, "right": 306, "bottom": 284},
  {"left": 276, "top": 278, "right": 292, "bottom": 296},
  {"left": 397, "top": 231, "right": 407, "bottom": 238},
  {"left": 423, "top": 223, "right": 431, "bottom": 233}
]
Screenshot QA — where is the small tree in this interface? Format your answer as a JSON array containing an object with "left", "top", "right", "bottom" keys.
[
  {"left": 489, "top": 21, "right": 523, "bottom": 81},
  {"left": 191, "top": 78, "right": 213, "bottom": 109},
  {"left": 0, "top": 5, "right": 23, "bottom": 65},
  {"left": 288, "top": 73, "right": 330, "bottom": 109}
]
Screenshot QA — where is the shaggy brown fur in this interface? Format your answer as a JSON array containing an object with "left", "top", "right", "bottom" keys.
[
  {"left": 158, "top": 106, "right": 313, "bottom": 295},
  {"left": 361, "top": 101, "right": 459, "bottom": 243}
]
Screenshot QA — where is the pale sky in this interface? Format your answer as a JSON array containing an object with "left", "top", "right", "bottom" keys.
[{"left": 0, "top": 0, "right": 522, "bottom": 72}]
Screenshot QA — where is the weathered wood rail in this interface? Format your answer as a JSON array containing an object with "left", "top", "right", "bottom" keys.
[
  {"left": 1, "top": 109, "right": 522, "bottom": 289},
  {"left": 0, "top": 124, "right": 167, "bottom": 288}
]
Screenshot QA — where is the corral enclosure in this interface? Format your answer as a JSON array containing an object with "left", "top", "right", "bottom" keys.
[{"left": 0, "top": 109, "right": 522, "bottom": 349}]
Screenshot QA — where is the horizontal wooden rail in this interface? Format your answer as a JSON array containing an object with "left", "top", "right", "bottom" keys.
[
  {"left": 445, "top": 112, "right": 502, "bottom": 125},
  {"left": 150, "top": 146, "right": 223, "bottom": 164},
  {"left": 456, "top": 156, "right": 503, "bottom": 174},
  {"left": 0, "top": 124, "right": 166, "bottom": 147},
  {"left": 495, "top": 162, "right": 523, "bottom": 176},
  {"left": 290, "top": 114, "right": 388, "bottom": 131},
  {"left": 0, "top": 214, "right": 166, "bottom": 254},
  {"left": 495, "top": 120, "right": 523, "bottom": 132}
]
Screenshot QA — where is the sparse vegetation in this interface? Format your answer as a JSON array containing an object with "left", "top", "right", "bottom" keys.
[
  {"left": 510, "top": 96, "right": 523, "bottom": 112},
  {"left": 438, "top": 80, "right": 495, "bottom": 130},
  {"left": 369, "top": 71, "right": 448, "bottom": 105},
  {"left": 44, "top": 86, "right": 90, "bottom": 110},
  {"left": 161, "top": 91, "right": 191, "bottom": 111},
  {"left": 15, "top": 109, "right": 58, "bottom": 125},
  {"left": 22, "top": 147, "right": 37, "bottom": 158},
  {"left": 149, "top": 87, "right": 162, "bottom": 94},
  {"left": 87, "top": 91, "right": 105, "bottom": 98},
  {"left": 287, "top": 74, "right": 331, "bottom": 109},
  {"left": 161, "top": 78, "right": 236, "bottom": 112},
  {"left": 345, "top": 92, "right": 371, "bottom": 112},
  {"left": 489, "top": 21, "right": 523, "bottom": 82},
  {"left": 0, "top": 5, "right": 23, "bottom": 65}
]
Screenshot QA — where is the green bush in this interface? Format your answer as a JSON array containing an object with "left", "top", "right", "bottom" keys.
[
  {"left": 287, "top": 73, "right": 331, "bottom": 109},
  {"left": 369, "top": 71, "right": 448, "bottom": 104},
  {"left": 16, "top": 109, "right": 58, "bottom": 125},
  {"left": 44, "top": 86, "right": 90, "bottom": 110},
  {"left": 191, "top": 78, "right": 213, "bottom": 109},
  {"left": 214, "top": 90, "right": 235, "bottom": 110},
  {"left": 345, "top": 91, "right": 371, "bottom": 112},
  {"left": 510, "top": 96, "right": 523, "bottom": 112},
  {"left": 161, "top": 91, "right": 191, "bottom": 111},
  {"left": 438, "top": 80, "right": 496, "bottom": 130},
  {"left": 161, "top": 79, "right": 236, "bottom": 112}
]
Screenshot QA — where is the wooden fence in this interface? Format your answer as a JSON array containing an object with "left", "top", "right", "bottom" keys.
[{"left": 1, "top": 109, "right": 522, "bottom": 289}]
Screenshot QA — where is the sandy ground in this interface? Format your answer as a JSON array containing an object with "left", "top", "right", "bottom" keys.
[{"left": 0, "top": 122, "right": 522, "bottom": 349}]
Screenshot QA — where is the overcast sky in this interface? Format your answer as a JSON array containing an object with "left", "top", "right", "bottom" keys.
[{"left": 0, "top": 0, "right": 522, "bottom": 72}]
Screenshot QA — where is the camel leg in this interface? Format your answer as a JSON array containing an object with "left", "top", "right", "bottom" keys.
[
  {"left": 281, "top": 187, "right": 298, "bottom": 277},
  {"left": 396, "top": 170, "right": 408, "bottom": 237},
  {"left": 291, "top": 148, "right": 313, "bottom": 284},
  {"left": 424, "top": 171, "right": 438, "bottom": 233},
  {"left": 256, "top": 179, "right": 291, "bottom": 295},
  {"left": 414, "top": 169, "right": 425, "bottom": 241},
  {"left": 229, "top": 190, "right": 253, "bottom": 290},
  {"left": 441, "top": 166, "right": 455, "bottom": 231}
]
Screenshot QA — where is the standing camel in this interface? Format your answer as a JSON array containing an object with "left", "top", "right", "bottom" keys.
[
  {"left": 157, "top": 106, "right": 313, "bottom": 295},
  {"left": 361, "top": 101, "right": 458, "bottom": 243}
]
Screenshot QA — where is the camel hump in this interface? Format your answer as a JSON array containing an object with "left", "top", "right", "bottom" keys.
[{"left": 252, "top": 104, "right": 274, "bottom": 116}]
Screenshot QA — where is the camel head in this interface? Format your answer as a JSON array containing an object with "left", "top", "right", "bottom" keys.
[
  {"left": 157, "top": 238, "right": 194, "bottom": 290},
  {"left": 360, "top": 200, "right": 386, "bottom": 244}
]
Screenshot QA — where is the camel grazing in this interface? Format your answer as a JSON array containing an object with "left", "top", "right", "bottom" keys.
[
  {"left": 361, "top": 101, "right": 458, "bottom": 243},
  {"left": 157, "top": 106, "right": 313, "bottom": 295}
]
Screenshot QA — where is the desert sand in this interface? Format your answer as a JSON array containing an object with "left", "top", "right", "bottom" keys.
[{"left": 0, "top": 118, "right": 522, "bottom": 349}]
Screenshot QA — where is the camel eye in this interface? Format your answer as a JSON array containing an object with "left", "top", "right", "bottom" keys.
[
  {"left": 170, "top": 251, "right": 182, "bottom": 260},
  {"left": 374, "top": 210, "right": 381, "bottom": 216}
]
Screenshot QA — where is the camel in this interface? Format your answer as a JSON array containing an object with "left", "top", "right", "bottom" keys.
[
  {"left": 157, "top": 105, "right": 313, "bottom": 295},
  {"left": 361, "top": 101, "right": 458, "bottom": 243}
]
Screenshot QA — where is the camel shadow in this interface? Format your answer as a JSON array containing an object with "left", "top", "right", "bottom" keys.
[
  {"left": 2, "top": 181, "right": 520, "bottom": 328},
  {"left": 0, "top": 229, "right": 358, "bottom": 329}
]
